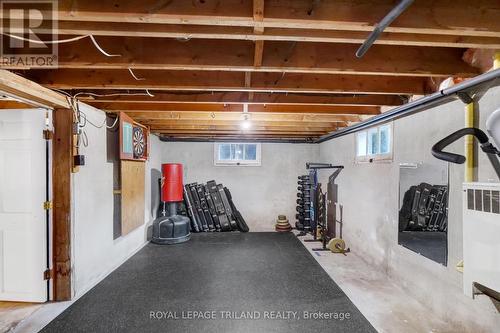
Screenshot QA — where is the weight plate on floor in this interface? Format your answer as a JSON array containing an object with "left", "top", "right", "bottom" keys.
[{"left": 327, "top": 238, "right": 346, "bottom": 253}]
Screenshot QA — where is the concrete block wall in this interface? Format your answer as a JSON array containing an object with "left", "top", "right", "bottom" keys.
[
  {"left": 160, "top": 142, "right": 319, "bottom": 231},
  {"left": 318, "top": 86, "right": 500, "bottom": 332}
]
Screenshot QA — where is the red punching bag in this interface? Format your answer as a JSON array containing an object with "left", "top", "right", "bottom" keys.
[{"left": 161, "top": 163, "right": 183, "bottom": 202}]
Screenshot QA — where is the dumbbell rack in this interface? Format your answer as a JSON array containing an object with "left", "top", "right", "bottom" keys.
[
  {"left": 296, "top": 163, "right": 344, "bottom": 244},
  {"left": 295, "top": 174, "right": 313, "bottom": 232}
]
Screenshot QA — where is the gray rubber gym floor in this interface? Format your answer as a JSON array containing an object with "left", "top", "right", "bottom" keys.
[{"left": 41, "top": 232, "right": 376, "bottom": 333}]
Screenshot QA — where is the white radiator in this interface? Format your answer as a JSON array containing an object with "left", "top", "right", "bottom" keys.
[{"left": 463, "top": 182, "right": 500, "bottom": 298}]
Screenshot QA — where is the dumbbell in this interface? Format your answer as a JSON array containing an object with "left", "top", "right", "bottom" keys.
[
  {"left": 298, "top": 180, "right": 312, "bottom": 186},
  {"left": 298, "top": 175, "right": 309, "bottom": 180},
  {"left": 297, "top": 192, "right": 311, "bottom": 198},
  {"left": 296, "top": 206, "right": 311, "bottom": 213},
  {"left": 296, "top": 198, "right": 311, "bottom": 205},
  {"left": 296, "top": 212, "right": 311, "bottom": 219},
  {"left": 297, "top": 204, "right": 311, "bottom": 212}
]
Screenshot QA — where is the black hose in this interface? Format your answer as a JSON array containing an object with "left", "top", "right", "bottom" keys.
[{"left": 431, "top": 128, "right": 489, "bottom": 164}]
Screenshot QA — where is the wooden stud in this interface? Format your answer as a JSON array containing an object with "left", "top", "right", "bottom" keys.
[{"left": 52, "top": 108, "right": 72, "bottom": 301}]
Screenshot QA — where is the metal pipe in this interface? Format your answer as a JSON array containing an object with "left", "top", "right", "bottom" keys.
[
  {"left": 355, "top": 0, "right": 414, "bottom": 58},
  {"left": 464, "top": 103, "right": 475, "bottom": 182},
  {"left": 494, "top": 52, "right": 500, "bottom": 70},
  {"left": 316, "top": 68, "right": 500, "bottom": 143}
]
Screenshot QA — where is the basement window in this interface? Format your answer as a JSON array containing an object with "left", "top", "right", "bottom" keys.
[
  {"left": 214, "top": 143, "right": 261, "bottom": 166},
  {"left": 355, "top": 123, "right": 393, "bottom": 163}
]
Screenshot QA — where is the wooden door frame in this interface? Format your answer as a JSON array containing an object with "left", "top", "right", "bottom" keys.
[{"left": 52, "top": 108, "right": 72, "bottom": 301}]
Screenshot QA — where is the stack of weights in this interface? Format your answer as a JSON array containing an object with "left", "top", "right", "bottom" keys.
[
  {"left": 275, "top": 215, "right": 291, "bottom": 232},
  {"left": 316, "top": 188, "right": 326, "bottom": 239},
  {"left": 296, "top": 175, "right": 312, "bottom": 230},
  {"left": 151, "top": 163, "right": 191, "bottom": 245}
]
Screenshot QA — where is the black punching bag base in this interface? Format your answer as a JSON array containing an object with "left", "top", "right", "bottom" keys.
[{"left": 151, "top": 215, "right": 191, "bottom": 245}]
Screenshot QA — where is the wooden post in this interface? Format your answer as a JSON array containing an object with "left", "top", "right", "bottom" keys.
[{"left": 52, "top": 108, "right": 72, "bottom": 301}]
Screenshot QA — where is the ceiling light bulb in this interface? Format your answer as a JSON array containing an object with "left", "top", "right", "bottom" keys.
[{"left": 241, "top": 119, "right": 251, "bottom": 130}]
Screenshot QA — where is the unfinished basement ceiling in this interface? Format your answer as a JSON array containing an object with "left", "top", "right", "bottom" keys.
[{"left": 3, "top": 0, "right": 500, "bottom": 140}]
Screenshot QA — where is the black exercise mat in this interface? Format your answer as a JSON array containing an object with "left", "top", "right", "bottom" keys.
[{"left": 41, "top": 232, "right": 376, "bottom": 333}]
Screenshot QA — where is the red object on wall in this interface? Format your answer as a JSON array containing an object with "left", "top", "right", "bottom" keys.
[{"left": 161, "top": 163, "right": 184, "bottom": 202}]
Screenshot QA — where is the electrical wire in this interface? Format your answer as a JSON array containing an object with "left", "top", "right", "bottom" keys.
[
  {"left": 1, "top": 33, "right": 121, "bottom": 57},
  {"left": 2, "top": 33, "right": 88, "bottom": 44},
  {"left": 89, "top": 35, "right": 121, "bottom": 57},
  {"left": 79, "top": 111, "right": 119, "bottom": 129},
  {"left": 73, "top": 91, "right": 154, "bottom": 98},
  {"left": 128, "top": 68, "right": 146, "bottom": 81}
]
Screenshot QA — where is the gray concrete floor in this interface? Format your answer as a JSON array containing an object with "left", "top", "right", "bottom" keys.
[
  {"left": 297, "top": 234, "right": 467, "bottom": 333},
  {"left": 6, "top": 233, "right": 483, "bottom": 333}
]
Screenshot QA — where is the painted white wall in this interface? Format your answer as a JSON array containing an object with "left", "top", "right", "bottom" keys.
[
  {"left": 71, "top": 103, "right": 161, "bottom": 297},
  {"left": 160, "top": 142, "right": 319, "bottom": 231},
  {"left": 318, "top": 86, "right": 500, "bottom": 331}
]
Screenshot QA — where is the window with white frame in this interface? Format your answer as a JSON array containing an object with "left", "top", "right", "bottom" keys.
[
  {"left": 214, "top": 143, "right": 261, "bottom": 166},
  {"left": 355, "top": 123, "right": 393, "bottom": 162}
]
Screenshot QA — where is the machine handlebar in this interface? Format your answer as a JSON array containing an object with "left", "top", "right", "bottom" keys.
[{"left": 431, "top": 128, "right": 489, "bottom": 164}]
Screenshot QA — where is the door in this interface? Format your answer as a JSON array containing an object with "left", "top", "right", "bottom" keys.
[{"left": 0, "top": 109, "right": 48, "bottom": 302}]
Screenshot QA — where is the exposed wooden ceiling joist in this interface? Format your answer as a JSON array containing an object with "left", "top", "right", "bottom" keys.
[
  {"left": 3, "top": 0, "right": 497, "bottom": 141},
  {"left": 144, "top": 118, "right": 340, "bottom": 129},
  {"left": 35, "top": 0, "right": 500, "bottom": 38},
  {"left": 149, "top": 123, "right": 333, "bottom": 131},
  {"left": 124, "top": 111, "right": 361, "bottom": 123},
  {"left": 0, "top": 70, "right": 69, "bottom": 109},
  {"left": 5, "top": 37, "right": 478, "bottom": 77},
  {"left": 79, "top": 92, "right": 405, "bottom": 106},
  {"left": 31, "top": 22, "right": 500, "bottom": 49},
  {"left": 24, "top": 69, "right": 429, "bottom": 95},
  {"left": 0, "top": 100, "right": 34, "bottom": 109},
  {"left": 94, "top": 102, "right": 380, "bottom": 115}
]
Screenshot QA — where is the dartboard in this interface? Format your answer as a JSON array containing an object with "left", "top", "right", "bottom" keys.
[{"left": 132, "top": 126, "right": 146, "bottom": 159}]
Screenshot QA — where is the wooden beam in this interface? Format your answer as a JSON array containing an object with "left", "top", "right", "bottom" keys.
[
  {"left": 93, "top": 102, "right": 380, "bottom": 115},
  {"left": 250, "top": 104, "right": 380, "bottom": 114},
  {"left": 156, "top": 128, "right": 328, "bottom": 137},
  {"left": 80, "top": 91, "right": 405, "bottom": 106},
  {"left": 140, "top": 119, "right": 343, "bottom": 128},
  {"left": 0, "top": 100, "right": 34, "bottom": 109},
  {"left": 253, "top": 0, "right": 265, "bottom": 67},
  {"left": 253, "top": 40, "right": 265, "bottom": 68},
  {"left": 8, "top": 37, "right": 478, "bottom": 77},
  {"left": 127, "top": 112, "right": 359, "bottom": 123},
  {"left": 0, "top": 70, "right": 69, "bottom": 109},
  {"left": 150, "top": 123, "right": 338, "bottom": 134},
  {"left": 29, "top": 0, "right": 500, "bottom": 38},
  {"left": 25, "top": 69, "right": 428, "bottom": 95},
  {"left": 37, "top": 21, "right": 500, "bottom": 49},
  {"left": 52, "top": 108, "right": 72, "bottom": 301}
]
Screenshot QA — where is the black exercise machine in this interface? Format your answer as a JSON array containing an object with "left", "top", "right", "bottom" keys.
[{"left": 296, "top": 163, "right": 344, "bottom": 251}]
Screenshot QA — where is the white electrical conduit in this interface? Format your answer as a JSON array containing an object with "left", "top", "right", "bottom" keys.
[{"left": 1, "top": 33, "right": 121, "bottom": 57}]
